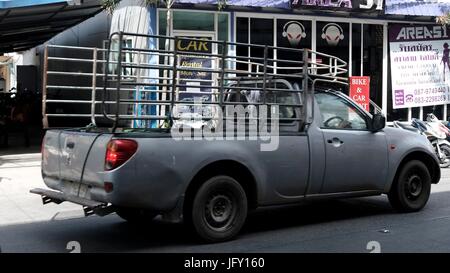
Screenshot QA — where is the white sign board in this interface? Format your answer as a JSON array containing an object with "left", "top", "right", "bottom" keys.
[{"left": 389, "top": 24, "right": 450, "bottom": 109}]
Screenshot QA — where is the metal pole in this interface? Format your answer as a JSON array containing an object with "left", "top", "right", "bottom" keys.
[
  {"left": 262, "top": 45, "right": 268, "bottom": 105},
  {"left": 91, "top": 47, "right": 97, "bottom": 126},
  {"left": 135, "top": 50, "right": 141, "bottom": 128},
  {"left": 113, "top": 32, "right": 123, "bottom": 132},
  {"left": 42, "top": 46, "right": 49, "bottom": 129},
  {"left": 219, "top": 40, "right": 226, "bottom": 107},
  {"left": 303, "top": 49, "right": 312, "bottom": 125},
  {"left": 170, "top": 37, "right": 178, "bottom": 127}
]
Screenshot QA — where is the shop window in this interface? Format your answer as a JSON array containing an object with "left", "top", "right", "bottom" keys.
[
  {"left": 250, "top": 18, "right": 274, "bottom": 73},
  {"left": 158, "top": 11, "right": 167, "bottom": 50},
  {"left": 363, "top": 24, "right": 383, "bottom": 109},
  {"left": 218, "top": 13, "right": 229, "bottom": 55},
  {"left": 218, "top": 14, "right": 229, "bottom": 42},
  {"left": 276, "top": 19, "right": 312, "bottom": 75},
  {"left": 316, "top": 21, "right": 349, "bottom": 67},
  {"left": 235, "top": 17, "right": 274, "bottom": 74},
  {"left": 159, "top": 11, "right": 228, "bottom": 53},
  {"left": 351, "top": 23, "right": 362, "bottom": 77},
  {"left": 423, "top": 105, "right": 444, "bottom": 120},
  {"left": 277, "top": 19, "right": 311, "bottom": 50},
  {"left": 173, "top": 11, "right": 214, "bottom": 31},
  {"left": 108, "top": 39, "right": 133, "bottom": 78},
  {"left": 236, "top": 17, "right": 249, "bottom": 74},
  {"left": 159, "top": 11, "right": 226, "bottom": 34}
]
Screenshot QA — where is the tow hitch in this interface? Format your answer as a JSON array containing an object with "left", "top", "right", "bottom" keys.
[{"left": 30, "top": 188, "right": 115, "bottom": 217}]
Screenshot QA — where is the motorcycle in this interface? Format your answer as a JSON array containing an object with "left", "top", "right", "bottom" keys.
[
  {"left": 427, "top": 113, "right": 450, "bottom": 141},
  {"left": 393, "top": 117, "right": 450, "bottom": 168}
]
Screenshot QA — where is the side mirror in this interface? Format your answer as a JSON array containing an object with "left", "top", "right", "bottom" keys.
[{"left": 371, "top": 113, "right": 385, "bottom": 132}]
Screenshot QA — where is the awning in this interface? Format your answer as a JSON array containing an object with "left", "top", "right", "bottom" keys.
[{"left": 0, "top": 0, "right": 104, "bottom": 53}]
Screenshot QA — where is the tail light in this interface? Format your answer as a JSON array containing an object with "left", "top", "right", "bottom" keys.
[{"left": 105, "top": 139, "right": 138, "bottom": 170}]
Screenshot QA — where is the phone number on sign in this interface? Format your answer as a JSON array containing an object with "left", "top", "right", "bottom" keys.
[
  {"left": 414, "top": 95, "right": 448, "bottom": 104},
  {"left": 413, "top": 87, "right": 448, "bottom": 96}
]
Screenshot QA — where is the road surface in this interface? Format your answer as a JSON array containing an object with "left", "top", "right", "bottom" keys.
[{"left": 1, "top": 152, "right": 450, "bottom": 253}]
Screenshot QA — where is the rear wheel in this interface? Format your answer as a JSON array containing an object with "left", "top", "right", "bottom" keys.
[
  {"left": 186, "top": 175, "right": 248, "bottom": 243},
  {"left": 388, "top": 160, "right": 431, "bottom": 212},
  {"left": 115, "top": 207, "right": 157, "bottom": 223}
]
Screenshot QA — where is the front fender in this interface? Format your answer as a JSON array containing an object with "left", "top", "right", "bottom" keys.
[{"left": 384, "top": 148, "right": 440, "bottom": 193}]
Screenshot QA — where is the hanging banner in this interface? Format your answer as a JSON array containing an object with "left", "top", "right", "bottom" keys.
[
  {"left": 389, "top": 24, "right": 450, "bottom": 109},
  {"left": 349, "top": 76, "right": 370, "bottom": 111}
]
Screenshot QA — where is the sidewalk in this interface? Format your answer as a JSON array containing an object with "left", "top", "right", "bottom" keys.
[{"left": 0, "top": 150, "right": 84, "bottom": 226}]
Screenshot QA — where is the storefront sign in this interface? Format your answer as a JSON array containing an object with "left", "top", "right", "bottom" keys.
[
  {"left": 173, "top": 36, "right": 215, "bottom": 124},
  {"left": 349, "top": 76, "right": 370, "bottom": 111},
  {"left": 176, "top": 37, "right": 213, "bottom": 101},
  {"left": 389, "top": 24, "right": 450, "bottom": 109}
]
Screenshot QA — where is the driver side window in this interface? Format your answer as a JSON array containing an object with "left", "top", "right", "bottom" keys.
[{"left": 315, "top": 92, "right": 368, "bottom": 130}]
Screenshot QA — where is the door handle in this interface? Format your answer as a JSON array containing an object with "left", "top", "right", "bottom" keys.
[
  {"left": 327, "top": 137, "right": 344, "bottom": 146},
  {"left": 66, "top": 142, "right": 75, "bottom": 149}
]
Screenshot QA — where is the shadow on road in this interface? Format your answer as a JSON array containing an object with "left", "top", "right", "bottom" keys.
[
  {"left": 243, "top": 197, "right": 393, "bottom": 233},
  {"left": 2, "top": 189, "right": 450, "bottom": 252},
  {"left": 0, "top": 194, "right": 406, "bottom": 252}
]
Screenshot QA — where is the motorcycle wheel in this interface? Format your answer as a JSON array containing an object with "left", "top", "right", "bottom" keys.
[{"left": 439, "top": 144, "right": 450, "bottom": 168}]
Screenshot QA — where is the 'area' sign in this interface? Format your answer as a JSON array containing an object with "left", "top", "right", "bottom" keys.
[{"left": 349, "top": 76, "right": 370, "bottom": 111}]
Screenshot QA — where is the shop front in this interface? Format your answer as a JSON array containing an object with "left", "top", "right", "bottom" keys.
[
  {"left": 156, "top": 7, "right": 388, "bottom": 115},
  {"left": 109, "top": 0, "right": 450, "bottom": 122}
]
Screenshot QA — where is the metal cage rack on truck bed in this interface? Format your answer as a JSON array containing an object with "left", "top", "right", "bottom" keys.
[{"left": 42, "top": 32, "right": 348, "bottom": 131}]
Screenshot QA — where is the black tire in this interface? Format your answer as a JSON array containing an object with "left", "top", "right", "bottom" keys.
[
  {"left": 186, "top": 175, "right": 248, "bottom": 243},
  {"left": 439, "top": 144, "right": 450, "bottom": 168},
  {"left": 388, "top": 160, "right": 431, "bottom": 212},
  {"left": 115, "top": 207, "right": 157, "bottom": 223}
]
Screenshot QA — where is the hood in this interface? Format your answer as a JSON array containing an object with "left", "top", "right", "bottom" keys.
[{"left": 384, "top": 126, "right": 436, "bottom": 155}]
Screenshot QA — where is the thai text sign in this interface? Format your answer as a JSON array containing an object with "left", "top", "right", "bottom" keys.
[
  {"left": 389, "top": 24, "right": 450, "bottom": 109},
  {"left": 349, "top": 76, "right": 370, "bottom": 111}
]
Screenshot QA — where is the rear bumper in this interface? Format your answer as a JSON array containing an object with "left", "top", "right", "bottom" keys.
[{"left": 30, "top": 188, "right": 114, "bottom": 216}]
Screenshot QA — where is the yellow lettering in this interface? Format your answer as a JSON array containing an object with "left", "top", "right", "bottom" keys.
[
  {"left": 187, "top": 41, "right": 197, "bottom": 51},
  {"left": 177, "top": 40, "right": 186, "bottom": 51},
  {"left": 177, "top": 40, "right": 209, "bottom": 52},
  {"left": 198, "top": 41, "right": 208, "bottom": 52}
]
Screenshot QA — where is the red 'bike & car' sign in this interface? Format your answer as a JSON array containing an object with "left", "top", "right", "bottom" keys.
[{"left": 349, "top": 76, "right": 370, "bottom": 111}]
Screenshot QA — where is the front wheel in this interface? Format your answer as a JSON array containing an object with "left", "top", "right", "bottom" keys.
[
  {"left": 186, "top": 175, "right": 248, "bottom": 243},
  {"left": 439, "top": 144, "right": 450, "bottom": 168},
  {"left": 388, "top": 160, "right": 431, "bottom": 212}
]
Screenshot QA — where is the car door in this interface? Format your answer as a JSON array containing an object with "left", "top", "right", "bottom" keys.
[{"left": 315, "top": 92, "right": 388, "bottom": 193}]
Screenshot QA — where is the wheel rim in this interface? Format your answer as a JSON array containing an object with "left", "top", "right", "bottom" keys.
[
  {"left": 404, "top": 174, "right": 423, "bottom": 200},
  {"left": 204, "top": 191, "right": 237, "bottom": 232}
]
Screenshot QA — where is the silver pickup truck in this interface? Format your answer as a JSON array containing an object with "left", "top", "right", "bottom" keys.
[{"left": 32, "top": 33, "right": 440, "bottom": 242}]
